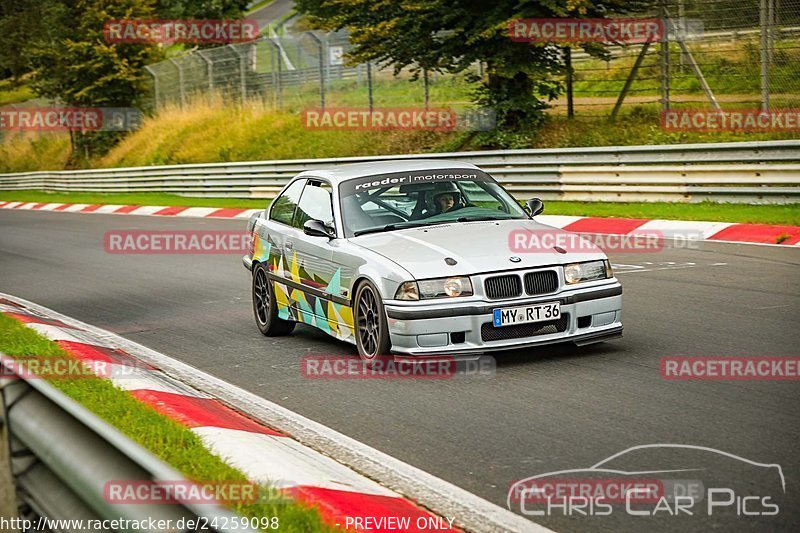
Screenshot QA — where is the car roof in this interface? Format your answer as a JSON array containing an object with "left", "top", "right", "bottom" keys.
[{"left": 295, "top": 159, "right": 482, "bottom": 184}]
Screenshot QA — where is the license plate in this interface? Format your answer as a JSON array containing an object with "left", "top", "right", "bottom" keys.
[{"left": 493, "top": 302, "right": 560, "bottom": 327}]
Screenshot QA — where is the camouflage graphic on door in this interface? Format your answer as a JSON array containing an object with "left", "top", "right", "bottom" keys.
[{"left": 252, "top": 230, "right": 355, "bottom": 342}]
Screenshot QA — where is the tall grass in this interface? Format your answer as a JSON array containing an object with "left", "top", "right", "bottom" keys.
[
  {"left": 0, "top": 98, "right": 797, "bottom": 174},
  {"left": 98, "top": 98, "right": 460, "bottom": 168},
  {"left": 0, "top": 131, "right": 71, "bottom": 173}
]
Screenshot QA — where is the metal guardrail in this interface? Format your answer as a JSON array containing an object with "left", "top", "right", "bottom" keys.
[
  {"left": 0, "top": 140, "right": 798, "bottom": 203},
  {"left": 0, "top": 354, "right": 254, "bottom": 533}
]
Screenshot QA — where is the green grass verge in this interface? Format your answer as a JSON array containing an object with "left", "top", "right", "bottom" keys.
[
  {"left": 2, "top": 190, "right": 797, "bottom": 225},
  {"left": 0, "top": 314, "right": 337, "bottom": 532}
]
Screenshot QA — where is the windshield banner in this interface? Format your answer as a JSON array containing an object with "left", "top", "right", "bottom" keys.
[{"left": 339, "top": 169, "right": 493, "bottom": 196}]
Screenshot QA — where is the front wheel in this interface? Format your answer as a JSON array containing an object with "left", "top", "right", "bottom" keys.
[
  {"left": 252, "top": 263, "right": 295, "bottom": 336},
  {"left": 354, "top": 280, "right": 392, "bottom": 366}
]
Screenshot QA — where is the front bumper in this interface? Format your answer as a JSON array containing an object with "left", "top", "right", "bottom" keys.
[{"left": 384, "top": 283, "right": 622, "bottom": 356}]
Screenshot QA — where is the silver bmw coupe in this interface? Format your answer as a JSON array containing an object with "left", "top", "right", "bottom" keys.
[{"left": 244, "top": 160, "right": 622, "bottom": 363}]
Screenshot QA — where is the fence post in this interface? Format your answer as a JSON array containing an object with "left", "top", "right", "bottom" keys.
[
  {"left": 659, "top": 0, "right": 670, "bottom": 112},
  {"left": 228, "top": 44, "right": 247, "bottom": 105},
  {"left": 144, "top": 65, "right": 160, "bottom": 109},
  {"left": 268, "top": 40, "right": 277, "bottom": 108},
  {"left": 564, "top": 47, "right": 574, "bottom": 119},
  {"left": 196, "top": 50, "right": 214, "bottom": 102},
  {"left": 366, "top": 61, "right": 373, "bottom": 113},
  {"left": 307, "top": 33, "right": 325, "bottom": 110},
  {"left": 760, "top": 0, "right": 770, "bottom": 111},
  {"left": 268, "top": 39, "right": 283, "bottom": 110},
  {"left": 168, "top": 59, "right": 185, "bottom": 109},
  {"left": 423, "top": 68, "right": 429, "bottom": 110},
  {"left": 678, "top": 0, "right": 686, "bottom": 71},
  {"left": 767, "top": 0, "right": 775, "bottom": 64},
  {"left": 324, "top": 34, "right": 332, "bottom": 89}
]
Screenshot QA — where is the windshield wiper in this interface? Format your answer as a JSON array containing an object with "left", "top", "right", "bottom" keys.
[
  {"left": 455, "top": 215, "right": 513, "bottom": 223},
  {"left": 353, "top": 221, "right": 432, "bottom": 237}
]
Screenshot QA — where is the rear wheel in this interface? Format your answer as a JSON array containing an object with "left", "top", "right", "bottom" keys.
[
  {"left": 354, "top": 280, "right": 391, "bottom": 366},
  {"left": 252, "top": 263, "right": 295, "bottom": 336}
]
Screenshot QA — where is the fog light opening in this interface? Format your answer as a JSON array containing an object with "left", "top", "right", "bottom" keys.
[{"left": 450, "top": 331, "right": 466, "bottom": 344}]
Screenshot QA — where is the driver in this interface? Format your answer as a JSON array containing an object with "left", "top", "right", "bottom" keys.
[{"left": 430, "top": 183, "right": 464, "bottom": 214}]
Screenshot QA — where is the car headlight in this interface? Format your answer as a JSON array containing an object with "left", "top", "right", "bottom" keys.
[
  {"left": 394, "top": 281, "right": 419, "bottom": 300},
  {"left": 564, "top": 260, "right": 612, "bottom": 284},
  {"left": 394, "top": 277, "right": 473, "bottom": 300}
]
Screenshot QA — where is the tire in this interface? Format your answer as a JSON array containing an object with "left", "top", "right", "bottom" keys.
[
  {"left": 354, "top": 280, "right": 392, "bottom": 366},
  {"left": 252, "top": 263, "right": 295, "bottom": 336}
]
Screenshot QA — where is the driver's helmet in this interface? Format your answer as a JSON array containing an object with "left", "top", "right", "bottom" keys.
[{"left": 427, "top": 182, "right": 462, "bottom": 211}]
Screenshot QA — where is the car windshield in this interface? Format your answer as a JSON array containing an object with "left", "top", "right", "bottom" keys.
[{"left": 338, "top": 169, "right": 528, "bottom": 237}]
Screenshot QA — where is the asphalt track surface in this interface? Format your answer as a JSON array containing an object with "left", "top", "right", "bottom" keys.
[
  {"left": 1, "top": 209, "right": 798, "bottom": 532},
  {"left": 249, "top": 0, "right": 295, "bottom": 30}
]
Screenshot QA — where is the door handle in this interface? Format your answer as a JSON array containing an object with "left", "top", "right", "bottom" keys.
[{"left": 285, "top": 240, "right": 294, "bottom": 251}]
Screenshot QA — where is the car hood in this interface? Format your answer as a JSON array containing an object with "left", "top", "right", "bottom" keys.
[{"left": 350, "top": 219, "right": 607, "bottom": 279}]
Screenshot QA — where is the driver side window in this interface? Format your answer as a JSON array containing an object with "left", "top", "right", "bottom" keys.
[
  {"left": 270, "top": 179, "right": 306, "bottom": 226},
  {"left": 294, "top": 181, "right": 334, "bottom": 230}
]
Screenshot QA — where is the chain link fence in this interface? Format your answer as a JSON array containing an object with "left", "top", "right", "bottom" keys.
[
  {"left": 144, "top": 0, "right": 799, "bottom": 119},
  {"left": 562, "top": 0, "right": 800, "bottom": 117},
  {"left": 143, "top": 30, "right": 476, "bottom": 113}
]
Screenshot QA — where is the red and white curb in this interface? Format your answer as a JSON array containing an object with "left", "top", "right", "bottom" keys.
[
  {"left": 0, "top": 293, "right": 546, "bottom": 533},
  {"left": 2, "top": 200, "right": 799, "bottom": 247},
  {"left": 534, "top": 215, "right": 800, "bottom": 247},
  {"left": 0, "top": 200, "right": 261, "bottom": 220}
]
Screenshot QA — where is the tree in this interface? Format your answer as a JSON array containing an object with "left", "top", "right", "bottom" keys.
[
  {"left": 0, "top": 0, "right": 43, "bottom": 79},
  {"left": 296, "top": 0, "right": 653, "bottom": 137},
  {"left": 2, "top": 0, "right": 251, "bottom": 164}
]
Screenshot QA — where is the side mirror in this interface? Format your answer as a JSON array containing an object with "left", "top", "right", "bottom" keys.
[
  {"left": 303, "top": 219, "right": 334, "bottom": 238},
  {"left": 526, "top": 198, "right": 544, "bottom": 217}
]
